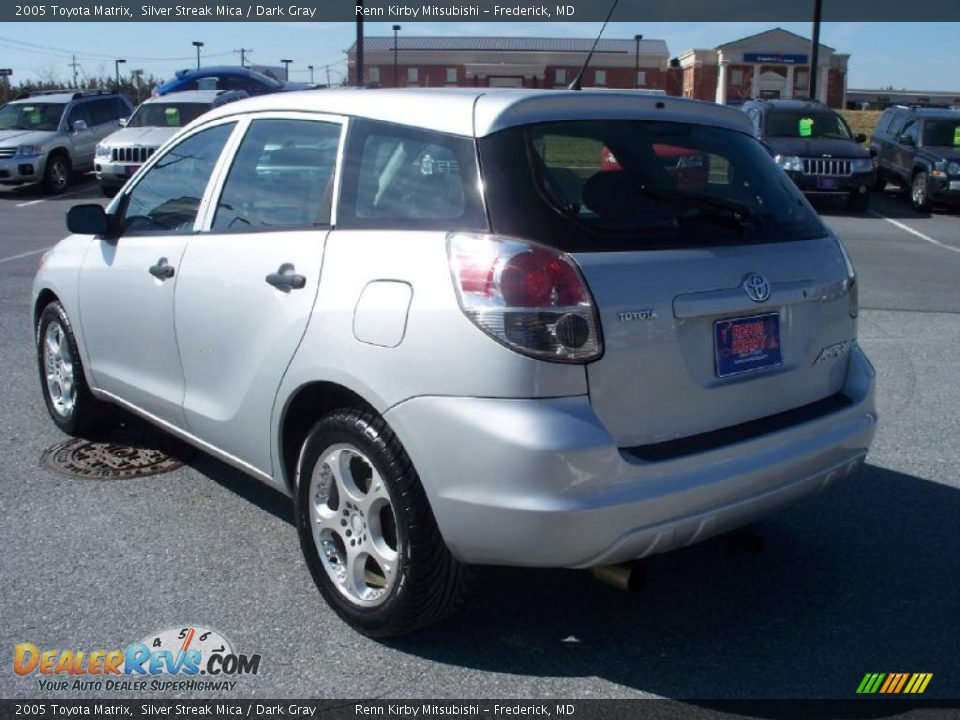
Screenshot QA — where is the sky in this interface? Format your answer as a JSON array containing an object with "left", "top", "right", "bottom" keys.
[{"left": 1, "top": 21, "right": 958, "bottom": 91}]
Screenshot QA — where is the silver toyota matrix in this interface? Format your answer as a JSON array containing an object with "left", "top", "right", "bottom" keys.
[{"left": 33, "top": 89, "right": 877, "bottom": 636}]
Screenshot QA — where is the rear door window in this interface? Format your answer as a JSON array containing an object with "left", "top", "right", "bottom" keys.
[{"left": 212, "top": 117, "right": 342, "bottom": 230}]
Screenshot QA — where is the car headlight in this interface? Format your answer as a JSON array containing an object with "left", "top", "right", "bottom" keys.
[
  {"left": 948, "top": 161, "right": 960, "bottom": 176},
  {"left": 17, "top": 144, "right": 43, "bottom": 156},
  {"left": 775, "top": 154, "right": 803, "bottom": 172},
  {"left": 850, "top": 158, "right": 874, "bottom": 173},
  {"left": 931, "top": 160, "right": 949, "bottom": 178},
  {"left": 95, "top": 143, "right": 111, "bottom": 158}
]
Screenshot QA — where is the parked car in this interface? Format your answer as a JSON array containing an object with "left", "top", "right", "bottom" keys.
[
  {"left": 34, "top": 89, "right": 876, "bottom": 636},
  {"left": 0, "top": 90, "right": 132, "bottom": 193},
  {"left": 154, "top": 66, "right": 310, "bottom": 97},
  {"left": 95, "top": 89, "right": 247, "bottom": 196},
  {"left": 869, "top": 106, "right": 960, "bottom": 211},
  {"left": 742, "top": 99, "right": 875, "bottom": 211}
]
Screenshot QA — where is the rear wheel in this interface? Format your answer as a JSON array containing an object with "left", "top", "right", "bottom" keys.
[
  {"left": 42, "top": 153, "right": 70, "bottom": 194},
  {"left": 37, "top": 301, "right": 114, "bottom": 436},
  {"left": 295, "top": 408, "right": 467, "bottom": 637},
  {"left": 911, "top": 171, "right": 931, "bottom": 212}
]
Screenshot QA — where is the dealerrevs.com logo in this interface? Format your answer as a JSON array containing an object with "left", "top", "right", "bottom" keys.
[{"left": 14, "top": 626, "right": 261, "bottom": 692}]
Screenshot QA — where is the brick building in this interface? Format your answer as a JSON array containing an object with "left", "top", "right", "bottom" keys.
[
  {"left": 346, "top": 28, "right": 850, "bottom": 109},
  {"left": 346, "top": 36, "right": 677, "bottom": 92},
  {"left": 678, "top": 28, "right": 849, "bottom": 108}
]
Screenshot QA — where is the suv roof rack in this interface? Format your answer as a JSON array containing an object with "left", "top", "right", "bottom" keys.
[{"left": 17, "top": 88, "right": 112, "bottom": 99}]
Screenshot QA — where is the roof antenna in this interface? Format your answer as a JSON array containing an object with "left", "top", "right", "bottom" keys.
[{"left": 568, "top": 0, "right": 621, "bottom": 91}]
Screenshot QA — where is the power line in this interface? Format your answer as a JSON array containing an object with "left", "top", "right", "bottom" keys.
[{"left": 0, "top": 35, "right": 234, "bottom": 62}]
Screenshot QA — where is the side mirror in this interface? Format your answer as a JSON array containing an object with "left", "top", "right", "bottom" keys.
[
  {"left": 72, "top": 119, "right": 88, "bottom": 132},
  {"left": 898, "top": 134, "right": 915, "bottom": 146},
  {"left": 855, "top": 133, "right": 867, "bottom": 144},
  {"left": 118, "top": 118, "right": 128, "bottom": 128},
  {"left": 67, "top": 204, "right": 110, "bottom": 235}
]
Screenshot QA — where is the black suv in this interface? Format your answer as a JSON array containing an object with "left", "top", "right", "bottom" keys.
[
  {"left": 869, "top": 106, "right": 960, "bottom": 211},
  {"left": 742, "top": 99, "right": 875, "bottom": 211}
]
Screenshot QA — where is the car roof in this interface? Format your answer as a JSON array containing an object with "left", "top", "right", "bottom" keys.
[
  {"left": 172, "top": 65, "right": 274, "bottom": 81},
  {"left": 143, "top": 89, "right": 227, "bottom": 104},
  {"left": 898, "top": 107, "right": 959, "bottom": 119},
  {"left": 199, "top": 87, "right": 755, "bottom": 138},
  {"left": 10, "top": 93, "right": 76, "bottom": 104},
  {"left": 749, "top": 99, "right": 836, "bottom": 113}
]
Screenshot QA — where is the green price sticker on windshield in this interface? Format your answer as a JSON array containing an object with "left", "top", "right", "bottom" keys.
[
  {"left": 164, "top": 107, "right": 180, "bottom": 126},
  {"left": 954, "top": 126, "right": 960, "bottom": 146},
  {"left": 799, "top": 117, "right": 814, "bottom": 137}
]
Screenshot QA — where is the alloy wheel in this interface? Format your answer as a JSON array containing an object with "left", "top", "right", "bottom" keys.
[{"left": 43, "top": 321, "right": 76, "bottom": 418}]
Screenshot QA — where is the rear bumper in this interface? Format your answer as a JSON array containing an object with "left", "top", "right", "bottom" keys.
[{"left": 385, "top": 347, "right": 877, "bottom": 568}]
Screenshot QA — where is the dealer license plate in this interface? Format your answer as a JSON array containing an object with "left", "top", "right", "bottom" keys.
[
  {"left": 817, "top": 176, "right": 839, "bottom": 190},
  {"left": 714, "top": 313, "right": 783, "bottom": 378}
]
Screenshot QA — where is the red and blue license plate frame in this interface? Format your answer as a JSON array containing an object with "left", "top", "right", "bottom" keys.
[
  {"left": 714, "top": 313, "right": 783, "bottom": 378},
  {"left": 816, "top": 176, "right": 840, "bottom": 190}
]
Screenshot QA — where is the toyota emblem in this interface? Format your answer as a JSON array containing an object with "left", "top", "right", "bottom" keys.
[{"left": 742, "top": 273, "right": 771, "bottom": 303}]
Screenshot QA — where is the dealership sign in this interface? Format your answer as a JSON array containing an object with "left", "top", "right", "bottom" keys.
[{"left": 744, "top": 53, "right": 808, "bottom": 64}]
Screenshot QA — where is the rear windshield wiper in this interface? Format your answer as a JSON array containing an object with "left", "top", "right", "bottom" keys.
[{"left": 637, "top": 186, "right": 757, "bottom": 227}]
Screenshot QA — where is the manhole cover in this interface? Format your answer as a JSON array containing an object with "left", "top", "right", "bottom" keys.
[{"left": 41, "top": 431, "right": 184, "bottom": 480}]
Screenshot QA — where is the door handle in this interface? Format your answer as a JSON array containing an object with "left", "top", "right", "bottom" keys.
[
  {"left": 265, "top": 263, "right": 306, "bottom": 291},
  {"left": 148, "top": 257, "right": 175, "bottom": 280}
]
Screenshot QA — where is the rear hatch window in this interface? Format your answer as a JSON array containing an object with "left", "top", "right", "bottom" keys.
[{"left": 478, "top": 119, "right": 827, "bottom": 253}]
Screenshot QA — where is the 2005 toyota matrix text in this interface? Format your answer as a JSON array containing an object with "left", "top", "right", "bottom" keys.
[{"left": 32, "top": 88, "right": 877, "bottom": 636}]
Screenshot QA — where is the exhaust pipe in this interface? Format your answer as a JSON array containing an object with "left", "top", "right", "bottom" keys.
[{"left": 591, "top": 562, "right": 644, "bottom": 592}]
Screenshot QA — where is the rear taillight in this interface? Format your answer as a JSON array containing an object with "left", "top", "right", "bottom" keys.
[
  {"left": 448, "top": 234, "right": 602, "bottom": 363},
  {"left": 834, "top": 237, "right": 858, "bottom": 318}
]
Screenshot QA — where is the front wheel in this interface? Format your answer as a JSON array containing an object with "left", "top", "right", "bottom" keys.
[
  {"left": 37, "top": 301, "right": 114, "bottom": 436},
  {"left": 42, "top": 154, "right": 70, "bottom": 194},
  {"left": 295, "top": 408, "right": 467, "bottom": 637},
  {"left": 911, "top": 172, "right": 931, "bottom": 212}
]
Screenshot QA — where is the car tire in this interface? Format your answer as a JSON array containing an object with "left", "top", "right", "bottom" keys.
[
  {"left": 847, "top": 192, "right": 870, "bottom": 212},
  {"left": 295, "top": 408, "right": 467, "bottom": 637},
  {"left": 911, "top": 172, "right": 932, "bottom": 212},
  {"left": 37, "top": 301, "right": 115, "bottom": 436},
  {"left": 100, "top": 185, "right": 119, "bottom": 198},
  {"left": 42, "top": 153, "right": 71, "bottom": 194}
]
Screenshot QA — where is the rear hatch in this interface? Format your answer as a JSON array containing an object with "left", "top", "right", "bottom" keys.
[
  {"left": 477, "top": 112, "right": 858, "bottom": 448},
  {"left": 574, "top": 238, "right": 853, "bottom": 447}
]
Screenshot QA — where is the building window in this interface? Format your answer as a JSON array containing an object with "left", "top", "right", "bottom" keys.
[
  {"left": 368, "top": 67, "right": 380, "bottom": 84},
  {"left": 594, "top": 70, "right": 606, "bottom": 86},
  {"left": 555, "top": 68, "right": 567, "bottom": 85},
  {"left": 407, "top": 67, "right": 419, "bottom": 84},
  {"left": 446, "top": 67, "right": 457, "bottom": 84},
  {"left": 731, "top": 69, "right": 743, "bottom": 85},
  {"left": 795, "top": 69, "right": 809, "bottom": 90},
  {"left": 636, "top": 71, "right": 646, "bottom": 87}
]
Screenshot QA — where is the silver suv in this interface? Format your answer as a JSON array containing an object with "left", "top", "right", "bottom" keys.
[
  {"left": 33, "top": 89, "right": 877, "bottom": 636},
  {"left": 0, "top": 90, "right": 132, "bottom": 193}
]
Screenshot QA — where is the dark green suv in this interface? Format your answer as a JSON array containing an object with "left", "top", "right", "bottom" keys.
[
  {"left": 742, "top": 99, "right": 875, "bottom": 212},
  {"left": 869, "top": 106, "right": 960, "bottom": 211}
]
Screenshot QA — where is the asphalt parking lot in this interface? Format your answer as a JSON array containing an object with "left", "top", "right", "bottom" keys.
[{"left": 1, "top": 175, "right": 958, "bottom": 701}]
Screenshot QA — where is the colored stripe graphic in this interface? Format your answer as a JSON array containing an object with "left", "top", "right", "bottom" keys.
[{"left": 857, "top": 673, "right": 933, "bottom": 694}]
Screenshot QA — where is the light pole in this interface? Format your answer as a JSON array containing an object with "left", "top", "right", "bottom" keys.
[
  {"left": 281, "top": 59, "right": 292, "bottom": 82},
  {"left": 192, "top": 41, "right": 204, "bottom": 69},
  {"left": 808, "top": 0, "right": 823, "bottom": 101},
  {"left": 114, "top": 58, "right": 126, "bottom": 91},
  {"left": 633, "top": 34, "right": 643, "bottom": 89},
  {"left": 132, "top": 68, "right": 143, "bottom": 103},
  {"left": 308, "top": 64, "right": 315, "bottom": 84},
  {"left": 355, "top": 1, "right": 364, "bottom": 87},
  {"left": 392, "top": 24, "right": 401, "bottom": 87}
]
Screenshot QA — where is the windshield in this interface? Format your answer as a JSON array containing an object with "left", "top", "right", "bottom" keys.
[
  {"left": 481, "top": 119, "right": 825, "bottom": 250},
  {"left": 922, "top": 119, "right": 960, "bottom": 147},
  {"left": 765, "top": 111, "right": 852, "bottom": 139},
  {"left": 0, "top": 102, "right": 65, "bottom": 131},
  {"left": 127, "top": 102, "right": 211, "bottom": 128}
]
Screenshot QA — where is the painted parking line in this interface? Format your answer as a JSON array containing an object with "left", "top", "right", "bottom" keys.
[
  {"left": 870, "top": 211, "right": 960, "bottom": 255},
  {"left": 14, "top": 184, "right": 98, "bottom": 208},
  {"left": 0, "top": 247, "right": 51, "bottom": 265}
]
